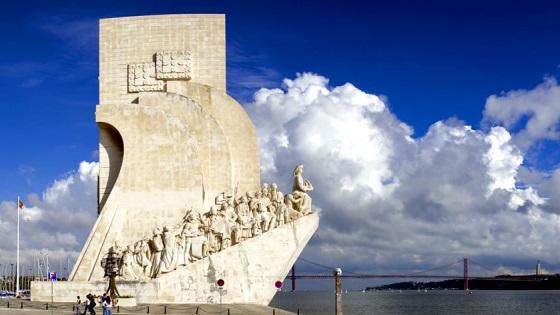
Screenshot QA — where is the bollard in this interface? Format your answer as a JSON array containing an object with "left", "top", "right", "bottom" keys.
[
  {"left": 334, "top": 268, "right": 343, "bottom": 315},
  {"left": 117, "top": 305, "right": 120, "bottom": 313},
  {"left": 273, "top": 309, "right": 275, "bottom": 315},
  {"left": 147, "top": 305, "right": 150, "bottom": 313},
  {"left": 297, "top": 309, "right": 300, "bottom": 315},
  {"left": 46, "top": 303, "right": 48, "bottom": 310},
  {"left": 228, "top": 308, "right": 230, "bottom": 315},
  {"left": 20, "top": 302, "right": 23, "bottom": 309},
  {"left": 195, "top": 306, "right": 199, "bottom": 314},
  {"left": 164, "top": 305, "right": 167, "bottom": 314}
]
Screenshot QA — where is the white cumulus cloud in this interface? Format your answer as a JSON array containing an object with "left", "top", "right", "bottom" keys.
[
  {"left": 245, "top": 72, "right": 560, "bottom": 279},
  {"left": 0, "top": 161, "right": 98, "bottom": 271},
  {"left": 483, "top": 77, "right": 560, "bottom": 151}
]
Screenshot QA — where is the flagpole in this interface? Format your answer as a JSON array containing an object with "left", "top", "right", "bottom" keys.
[{"left": 16, "top": 196, "right": 20, "bottom": 296}]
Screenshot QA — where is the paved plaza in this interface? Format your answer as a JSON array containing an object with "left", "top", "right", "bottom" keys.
[{"left": 0, "top": 299, "right": 298, "bottom": 315}]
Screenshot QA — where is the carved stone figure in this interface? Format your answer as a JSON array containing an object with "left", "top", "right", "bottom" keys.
[
  {"left": 270, "top": 183, "right": 284, "bottom": 207},
  {"left": 245, "top": 191, "right": 253, "bottom": 203},
  {"left": 160, "top": 223, "right": 184, "bottom": 273},
  {"left": 133, "top": 237, "right": 151, "bottom": 278},
  {"left": 249, "top": 191, "right": 263, "bottom": 216},
  {"left": 255, "top": 203, "right": 276, "bottom": 233},
  {"left": 217, "top": 207, "right": 234, "bottom": 250},
  {"left": 149, "top": 229, "right": 164, "bottom": 278},
  {"left": 275, "top": 202, "right": 288, "bottom": 225},
  {"left": 266, "top": 205, "right": 277, "bottom": 231},
  {"left": 178, "top": 211, "right": 206, "bottom": 263},
  {"left": 222, "top": 201, "right": 240, "bottom": 245},
  {"left": 120, "top": 245, "right": 137, "bottom": 280},
  {"left": 285, "top": 165, "right": 314, "bottom": 215},
  {"left": 204, "top": 206, "right": 223, "bottom": 254},
  {"left": 251, "top": 220, "right": 262, "bottom": 237},
  {"left": 235, "top": 195, "right": 253, "bottom": 241},
  {"left": 261, "top": 183, "right": 269, "bottom": 199}
]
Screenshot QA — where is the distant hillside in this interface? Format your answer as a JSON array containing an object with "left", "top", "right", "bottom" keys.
[{"left": 367, "top": 274, "right": 560, "bottom": 291}]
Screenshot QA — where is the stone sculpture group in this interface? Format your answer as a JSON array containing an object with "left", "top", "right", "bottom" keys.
[{"left": 102, "top": 165, "right": 314, "bottom": 280}]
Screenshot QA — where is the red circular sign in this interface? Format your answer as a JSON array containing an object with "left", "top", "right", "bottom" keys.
[
  {"left": 217, "top": 279, "right": 225, "bottom": 287},
  {"left": 275, "top": 280, "right": 283, "bottom": 289}
]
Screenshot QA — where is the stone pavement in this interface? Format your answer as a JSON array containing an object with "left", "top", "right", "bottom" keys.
[{"left": 0, "top": 299, "right": 299, "bottom": 315}]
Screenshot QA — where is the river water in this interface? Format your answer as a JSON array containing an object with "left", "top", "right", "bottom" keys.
[{"left": 272, "top": 290, "right": 560, "bottom": 315}]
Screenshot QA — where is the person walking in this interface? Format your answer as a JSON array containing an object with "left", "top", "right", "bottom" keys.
[
  {"left": 100, "top": 293, "right": 108, "bottom": 315},
  {"left": 81, "top": 297, "right": 89, "bottom": 315},
  {"left": 75, "top": 296, "right": 82, "bottom": 315},
  {"left": 86, "top": 293, "right": 96, "bottom": 315},
  {"left": 103, "top": 296, "right": 113, "bottom": 315}
]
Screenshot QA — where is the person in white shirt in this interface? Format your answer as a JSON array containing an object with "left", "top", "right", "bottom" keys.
[
  {"left": 75, "top": 296, "right": 81, "bottom": 315},
  {"left": 102, "top": 296, "right": 113, "bottom": 315}
]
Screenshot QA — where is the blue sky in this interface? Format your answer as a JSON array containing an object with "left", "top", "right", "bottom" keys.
[{"left": 1, "top": 0, "right": 560, "bottom": 290}]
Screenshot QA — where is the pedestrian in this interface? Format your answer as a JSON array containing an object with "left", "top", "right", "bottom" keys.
[
  {"left": 87, "top": 293, "right": 97, "bottom": 315},
  {"left": 103, "top": 296, "right": 113, "bottom": 315},
  {"left": 81, "top": 297, "right": 89, "bottom": 315},
  {"left": 75, "top": 296, "right": 81, "bottom": 315},
  {"left": 100, "top": 293, "right": 108, "bottom": 315}
]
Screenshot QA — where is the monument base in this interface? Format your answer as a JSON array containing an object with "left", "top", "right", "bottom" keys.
[{"left": 32, "top": 213, "right": 319, "bottom": 305}]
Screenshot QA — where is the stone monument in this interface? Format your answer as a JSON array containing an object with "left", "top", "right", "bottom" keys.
[{"left": 31, "top": 14, "right": 319, "bottom": 305}]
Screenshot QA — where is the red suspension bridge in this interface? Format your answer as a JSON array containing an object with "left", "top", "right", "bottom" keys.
[{"left": 287, "top": 258, "right": 545, "bottom": 291}]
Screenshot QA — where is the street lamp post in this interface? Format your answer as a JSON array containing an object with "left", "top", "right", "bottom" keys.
[{"left": 333, "top": 268, "right": 343, "bottom": 315}]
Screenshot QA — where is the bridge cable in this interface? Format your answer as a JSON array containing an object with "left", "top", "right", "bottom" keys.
[
  {"left": 404, "top": 259, "right": 463, "bottom": 276},
  {"left": 298, "top": 257, "right": 385, "bottom": 276},
  {"left": 298, "top": 257, "right": 337, "bottom": 272},
  {"left": 468, "top": 259, "right": 496, "bottom": 273},
  {"left": 298, "top": 257, "right": 464, "bottom": 277}
]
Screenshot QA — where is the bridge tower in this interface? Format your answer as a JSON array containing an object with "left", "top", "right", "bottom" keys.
[
  {"left": 463, "top": 258, "right": 469, "bottom": 290},
  {"left": 291, "top": 265, "right": 296, "bottom": 291}
]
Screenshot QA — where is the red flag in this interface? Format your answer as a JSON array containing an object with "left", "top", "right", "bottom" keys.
[{"left": 18, "top": 200, "right": 23, "bottom": 209}]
